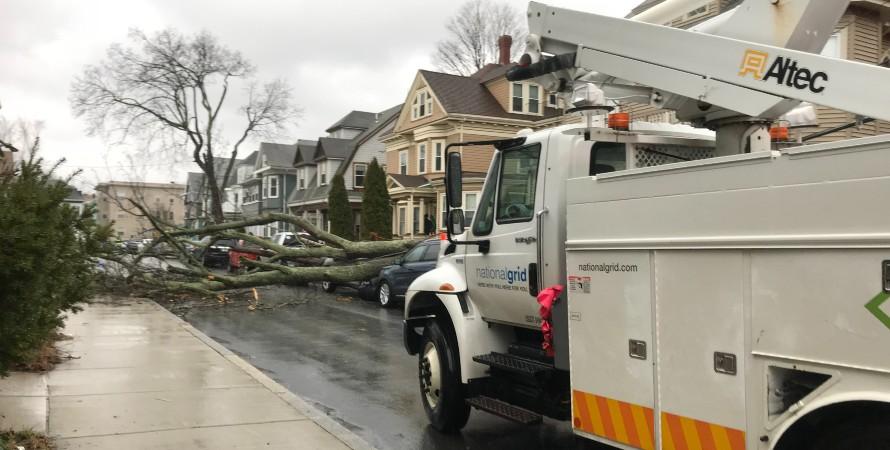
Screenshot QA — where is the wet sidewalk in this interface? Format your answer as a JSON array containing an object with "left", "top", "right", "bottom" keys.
[{"left": 0, "top": 297, "right": 371, "bottom": 450}]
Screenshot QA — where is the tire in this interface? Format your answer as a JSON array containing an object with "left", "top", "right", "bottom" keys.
[
  {"left": 811, "top": 416, "right": 890, "bottom": 450},
  {"left": 377, "top": 281, "right": 395, "bottom": 308},
  {"left": 419, "top": 320, "right": 470, "bottom": 433},
  {"left": 322, "top": 281, "right": 336, "bottom": 293}
]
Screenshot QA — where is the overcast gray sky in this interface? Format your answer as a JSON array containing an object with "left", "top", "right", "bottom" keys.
[{"left": 0, "top": 0, "right": 635, "bottom": 190}]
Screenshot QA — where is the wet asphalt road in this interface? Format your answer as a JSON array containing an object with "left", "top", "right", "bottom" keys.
[{"left": 170, "top": 284, "right": 585, "bottom": 450}]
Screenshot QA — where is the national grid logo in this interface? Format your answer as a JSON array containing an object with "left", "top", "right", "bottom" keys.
[{"left": 739, "top": 49, "right": 829, "bottom": 93}]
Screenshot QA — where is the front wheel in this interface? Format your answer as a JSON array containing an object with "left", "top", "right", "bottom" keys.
[
  {"left": 377, "top": 281, "right": 395, "bottom": 308},
  {"left": 419, "top": 320, "right": 470, "bottom": 433}
]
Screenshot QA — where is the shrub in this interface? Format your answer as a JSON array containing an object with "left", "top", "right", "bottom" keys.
[
  {"left": 327, "top": 173, "right": 354, "bottom": 240},
  {"left": 0, "top": 153, "right": 109, "bottom": 375},
  {"left": 360, "top": 158, "right": 391, "bottom": 240}
]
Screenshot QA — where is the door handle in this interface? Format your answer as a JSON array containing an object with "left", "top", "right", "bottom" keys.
[
  {"left": 528, "top": 263, "right": 539, "bottom": 297},
  {"left": 534, "top": 208, "right": 549, "bottom": 297}
]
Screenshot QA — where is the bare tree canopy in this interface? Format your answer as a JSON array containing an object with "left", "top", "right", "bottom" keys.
[
  {"left": 71, "top": 29, "right": 300, "bottom": 222},
  {"left": 433, "top": 0, "right": 527, "bottom": 76}
]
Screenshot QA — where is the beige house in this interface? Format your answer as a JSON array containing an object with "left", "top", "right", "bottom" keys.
[
  {"left": 95, "top": 181, "right": 185, "bottom": 240},
  {"left": 383, "top": 40, "right": 578, "bottom": 238},
  {"left": 0, "top": 148, "right": 16, "bottom": 175},
  {"left": 624, "top": 0, "right": 890, "bottom": 142}
]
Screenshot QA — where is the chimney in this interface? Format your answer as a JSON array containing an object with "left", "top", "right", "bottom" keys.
[{"left": 497, "top": 35, "right": 512, "bottom": 65}]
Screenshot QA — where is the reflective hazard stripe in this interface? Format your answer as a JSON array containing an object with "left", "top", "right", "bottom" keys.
[
  {"left": 572, "top": 390, "right": 655, "bottom": 450},
  {"left": 572, "top": 390, "right": 745, "bottom": 450}
]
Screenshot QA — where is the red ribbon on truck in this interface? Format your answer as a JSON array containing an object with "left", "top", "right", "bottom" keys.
[{"left": 536, "top": 284, "right": 564, "bottom": 357}]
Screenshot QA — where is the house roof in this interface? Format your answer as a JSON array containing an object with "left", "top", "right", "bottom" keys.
[
  {"left": 314, "top": 137, "right": 353, "bottom": 161},
  {"left": 389, "top": 173, "right": 430, "bottom": 188},
  {"left": 334, "top": 104, "right": 402, "bottom": 177},
  {"left": 472, "top": 63, "right": 514, "bottom": 83},
  {"left": 293, "top": 140, "right": 318, "bottom": 167},
  {"left": 419, "top": 69, "right": 561, "bottom": 122},
  {"left": 240, "top": 150, "right": 258, "bottom": 166},
  {"left": 325, "top": 110, "right": 378, "bottom": 133},
  {"left": 256, "top": 142, "right": 297, "bottom": 169},
  {"left": 64, "top": 186, "right": 84, "bottom": 203}
]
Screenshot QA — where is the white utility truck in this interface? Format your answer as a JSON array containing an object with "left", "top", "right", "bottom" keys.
[{"left": 402, "top": 1, "right": 890, "bottom": 449}]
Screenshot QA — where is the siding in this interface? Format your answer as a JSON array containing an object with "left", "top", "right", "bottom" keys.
[
  {"left": 446, "top": 133, "right": 496, "bottom": 174},
  {"left": 393, "top": 77, "right": 447, "bottom": 133},
  {"left": 486, "top": 78, "right": 511, "bottom": 112},
  {"left": 346, "top": 127, "right": 388, "bottom": 190}
]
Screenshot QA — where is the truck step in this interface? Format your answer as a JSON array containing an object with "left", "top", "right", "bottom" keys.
[
  {"left": 473, "top": 352, "right": 554, "bottom": 376},
  {"left": 508, "top": 342, "right": 552, "bottom": 363},
  {"left": 466, "top": 395, "right": 543, "bottom": 425}
]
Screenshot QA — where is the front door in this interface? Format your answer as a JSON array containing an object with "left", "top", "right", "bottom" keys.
[{"left": 463, "top": 143, "right": 545, "bottom": 327}]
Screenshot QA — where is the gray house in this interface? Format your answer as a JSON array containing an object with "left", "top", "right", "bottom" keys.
[
  {"left": 288, "top": 106, "right": 400, "bottom": 237},
  {"left": 239, "top": 143, "right": 298, "bottom": 237}
]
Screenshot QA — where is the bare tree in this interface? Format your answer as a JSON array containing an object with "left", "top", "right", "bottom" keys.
[
  {"left": 71, "top": 29, "right": 300, "bottom": 223},
  {"left": 433, "top": 0, "right": 527, "bottom": 76}
]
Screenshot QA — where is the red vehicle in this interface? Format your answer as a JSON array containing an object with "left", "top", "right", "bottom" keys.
[{"left": 227, "top": 239, "right": 260, "bottom": 273}]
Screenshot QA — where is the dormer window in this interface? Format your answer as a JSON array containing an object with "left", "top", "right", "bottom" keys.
[
  {"left": 511, "top": 83, "right": 542, "bottom": 115},
  {"left": 319, "top": 162, "right": 328, "bottom": 186},
  {"left": 547, "top": 93, "right": 559, "bottom": 108},
  {"left": 412, "top": 89, "right": 433, "bottom": 120}
]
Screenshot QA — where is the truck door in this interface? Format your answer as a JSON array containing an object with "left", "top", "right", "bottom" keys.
[{"left": 463, "top": 142, "right": 545, "bottom": 327}]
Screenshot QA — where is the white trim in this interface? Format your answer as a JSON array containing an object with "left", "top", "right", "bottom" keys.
[
  {"left": 510, "top": 82, "right": 544, "bottom": 116},
  {"left": 353, "top": 162, "right": 367, "bottom": 188},
  {"left": 417, "top": 143, "right": 427, "bottom": 174},
  {"left": 399, "top": 150, "right": 408, "bottom": 175},
  {"left": 432, "top": 140, "right": 445, "bottom": 173},
  {"left": 411, "top": 88, "right": 434, "bottom": 121}
]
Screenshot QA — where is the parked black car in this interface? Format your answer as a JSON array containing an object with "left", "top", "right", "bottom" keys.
[
  {"left": 194, "top": 237, "right": 236, "bottom": 268},
  {"left": 371, "top": 239, "right": 441, "bottom": 308}
]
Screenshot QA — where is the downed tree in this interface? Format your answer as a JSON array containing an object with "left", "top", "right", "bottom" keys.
[{"left": 105, "top": 206, "right": 419, "bottom": 296}]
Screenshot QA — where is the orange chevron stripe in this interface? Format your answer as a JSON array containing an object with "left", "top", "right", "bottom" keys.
[
  {"left": 661, "top": 411, "right": 746, "bottom": 450},
  {"left": 571, "top": 390, "right": 655, "bottom": 450}
]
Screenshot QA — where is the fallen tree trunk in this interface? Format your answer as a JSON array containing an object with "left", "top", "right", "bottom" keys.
[{"left": 108, "top": 209, "right": 420, "bottom": 296}]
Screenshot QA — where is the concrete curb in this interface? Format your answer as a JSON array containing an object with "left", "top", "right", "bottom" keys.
[{"left": 151, "top": 300, "right": 375, "bottom": 450}]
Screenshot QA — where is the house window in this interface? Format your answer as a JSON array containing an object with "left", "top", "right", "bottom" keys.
[
  {"left": 399, "top": 150, "right": 408, "bottom": 175},
  {"left": 297, "top": 167, "right": 306, "bottom": 189},
  {"left": 417, "top": 144, "right": 427, "bottom": 174},
  {"left": 821, "top": 31, "right": 845, "bottom": 59},
  {"left": 433, "top": 141, "right": 444, "bottom": 172},
  {"left": 354, "top": 163, "right": 367, "bottom": 187},
  {"left": 263, "top": 176, "right": 279, "bottom": 198},
  {"left": 440, "top": 192, "right": 478, "bottom": 229},
  {"left": 319, "top": 163, "right": 328, "bottom": 186},
  {"left": 512, "top": 83, "right": 523, "bottom": 112},
  {"left": 412, "top": 89, "right": 433, "bottom": 120},
  {"left": 686, "top": 4, "right": 708, "bottom": 20},
  {"left": 398, "top": 206, "right": 407, "bottom": 236},
  {"left": 511, "top": 83, "right": 544, "bottom": 115},
  {"left": 547, "top": 93, "right": 558, "bottom": 108}
]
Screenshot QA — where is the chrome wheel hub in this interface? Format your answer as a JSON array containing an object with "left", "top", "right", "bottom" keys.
[
  {"left": 420, "top": 341, "right": 442, "bottom": 408},
  {"left": 379, "top": 284, "right": 390, "bottom": 306}
]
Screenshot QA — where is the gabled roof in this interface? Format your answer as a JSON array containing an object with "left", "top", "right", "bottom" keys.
[
  {"left": 240, "top": 150, "right": 258, "bottom": 166},
  {"left": 389, "top": 173, "right": 430, "bottom": 188},
  {"left": 472, "top": 63, "right": 514, "bottom": 83},
  {"left": 255, "top": 142, "right": 297, "bottom": 170},
  {"left": 314, "top": 137, "right": 352, "bottom": 161},
  {"left": 325, "top": 110, "right": 378, "bottom": 133},
  {"left": 419, "top": 69, "right": 561, "bottom": 121},
  {"left": 334, "top": 104, "right": 402, "bottom": 177},
  {"left": 293, "top": 140, "right": 318, "bottom": 167}
]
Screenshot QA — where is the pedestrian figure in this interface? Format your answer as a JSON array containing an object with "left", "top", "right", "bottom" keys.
[{"left": 424, "top": 214, "right": 434, "bottom": 235}]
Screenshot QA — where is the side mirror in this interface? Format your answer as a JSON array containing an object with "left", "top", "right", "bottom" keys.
[
  {"left": 446, "top": 152, "right": 463, "bottom": 208},
  {"left": 448, "top": 209, "right": 465, "bottom": 236}
]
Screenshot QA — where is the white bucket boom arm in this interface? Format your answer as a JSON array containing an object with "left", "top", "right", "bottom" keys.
[{"left": 510, "top": 0, "right": 890, "bottom": 126}]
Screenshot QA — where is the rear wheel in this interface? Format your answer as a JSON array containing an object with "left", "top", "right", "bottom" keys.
[
  {"left": 811, "top": 416, "right": 890, "bottom": 450},
  {"left": 377, "top": 281, "right": 394, "bottom": 308},
  {"left": 419, "top": 320, "right": 470, "bottom": 433}
]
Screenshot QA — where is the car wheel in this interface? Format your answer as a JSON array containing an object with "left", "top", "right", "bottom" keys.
[
  {"left": 377, "top": 281, "right": 395, "bottom": 308},
  {"left": 419, "top": 320, "right": 470, "bottom": 433},
  {"left": 322, "top": 281, "right": 336, "bottom": 293}
]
